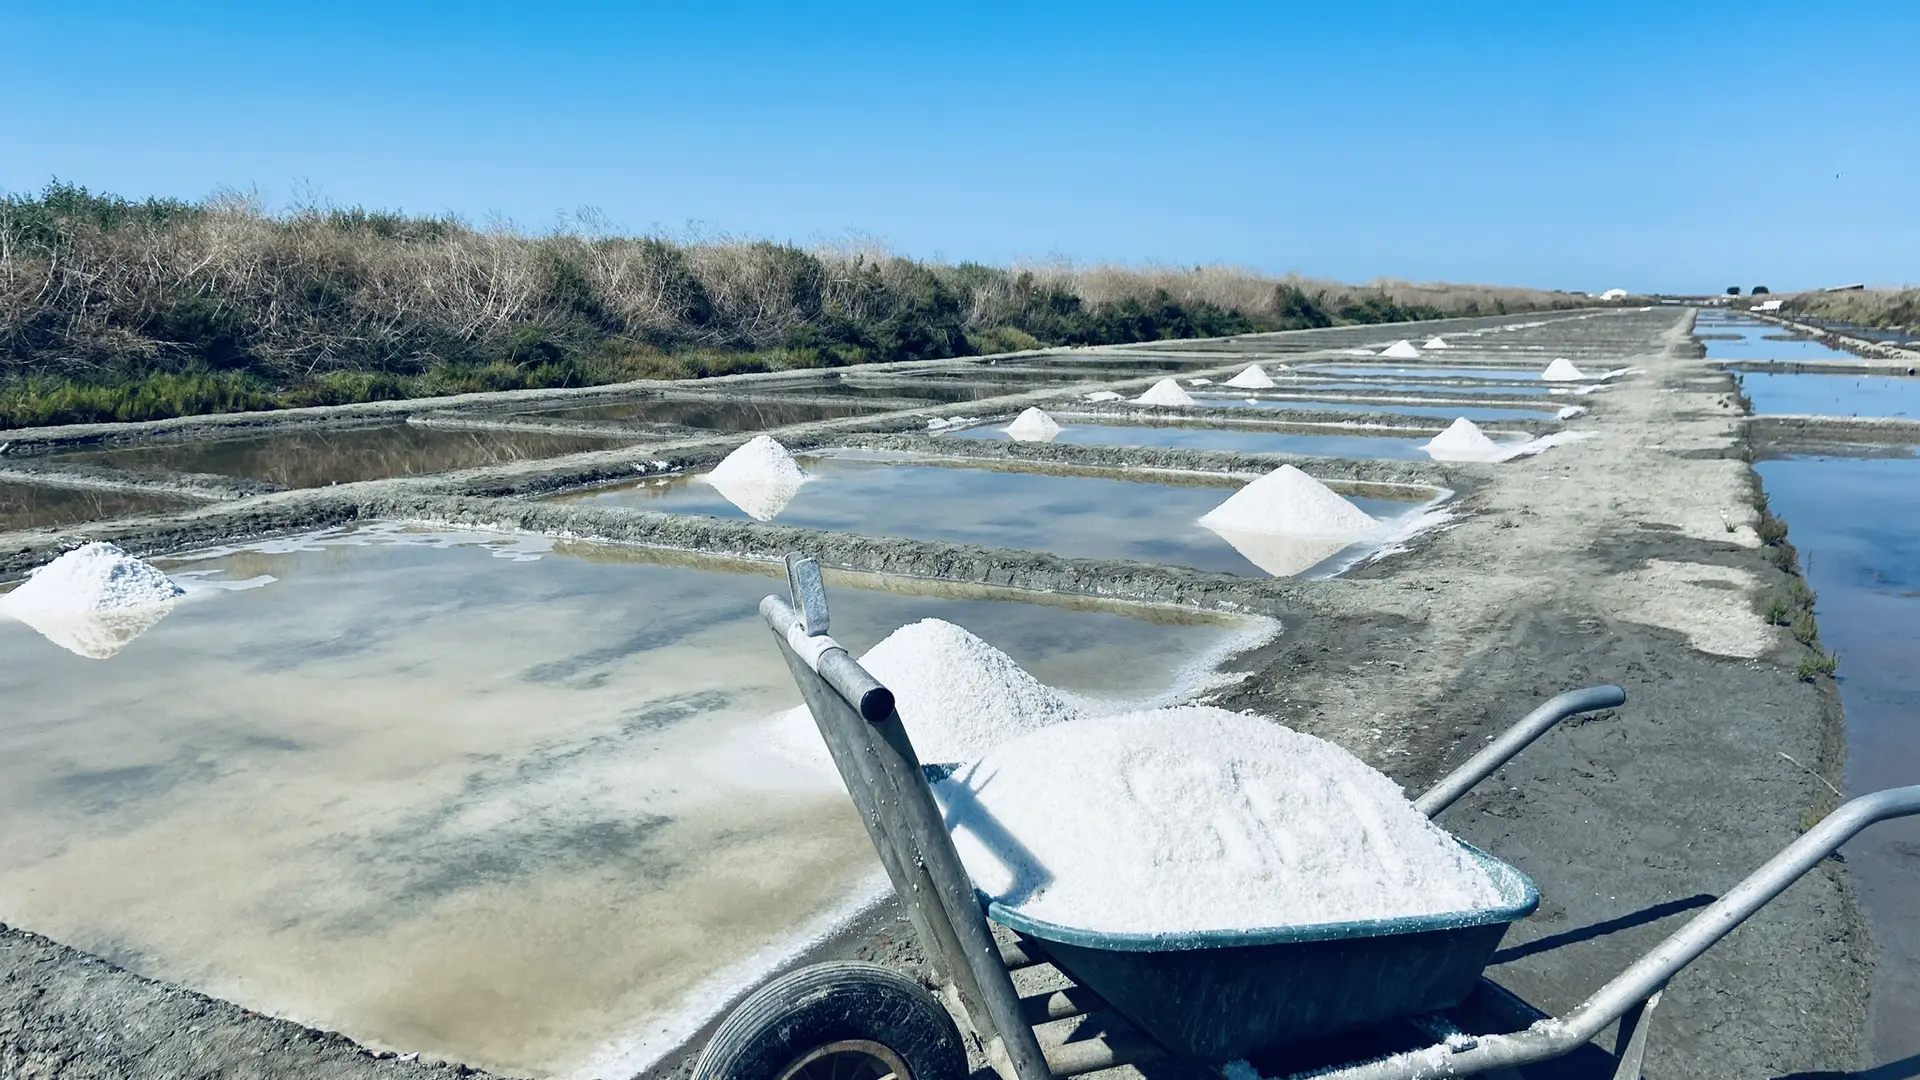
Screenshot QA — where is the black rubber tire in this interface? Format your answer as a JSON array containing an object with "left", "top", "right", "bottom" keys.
[{"left": 691, "top": 962, "right": 967, "bottom": 1080}]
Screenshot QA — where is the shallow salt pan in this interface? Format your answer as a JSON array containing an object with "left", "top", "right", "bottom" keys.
[{"left": 0, "top": 526, "right": 1265, "bottom": 1078}]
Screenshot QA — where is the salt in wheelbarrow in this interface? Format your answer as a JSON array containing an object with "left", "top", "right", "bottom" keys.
[{"left": 693, "top": 554, "right": 1920, "bottom": 1080}]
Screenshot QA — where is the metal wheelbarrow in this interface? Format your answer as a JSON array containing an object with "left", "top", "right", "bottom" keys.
[{"left": 692, "top": 554, "right": 1920, "bottom": 1080}]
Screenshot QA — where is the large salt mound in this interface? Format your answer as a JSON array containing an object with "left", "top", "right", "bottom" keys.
[
  {"left": 702, "top": 435, "right": 808, "bottom": 521},
  {"left": 2, "top": 542, "right": 182, "bottom": 615},
  {"left": 1422, "top": 417, "right": 1510, "bottom": 463},
  {"left": 1224, "top": 364, "right": 1276, "bottom": 389},
  {"left": 774, "top": 618, "right": 1082, "bottom": 770},
  {"left": 1379, "top": 340, "right": 1421, "bottom": 360},
  {"left": 1198, "top": 465, "right": 1376, "bottom": 540},
  {"left": 0, "top": 542, "right": 184, "bottom": 659},
  {"left": 1006, "top": 407, "right": 1063, "bottom": 442},
  {"left": 1540, "top": 358, "right": 1588, "bottom": 381},
  {"left": 1134, "top": 378, "right": 1194, "bottom": 407},
  {"left": 1423, "top": 336, "right": 1449, "bottom": 349},
  {"left": 934, "top": 706, "right": 1506, "bottom": 933}
]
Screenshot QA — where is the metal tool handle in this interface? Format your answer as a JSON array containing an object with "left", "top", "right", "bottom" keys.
[
  {"left": 1302, "top": 784, "right": 1920, "bottom": 1079},
  {"left": 1415, "top": 685, "right": 1627, "bottom": 817}
]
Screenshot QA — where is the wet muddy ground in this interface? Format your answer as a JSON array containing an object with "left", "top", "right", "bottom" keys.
[{"left": 0, "top": 306, "right": 1888, "bottom": 1080}]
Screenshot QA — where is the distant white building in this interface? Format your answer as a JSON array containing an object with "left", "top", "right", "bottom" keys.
[{"left": 1600, "top": 288, "right": 1629, "bottom": 301}]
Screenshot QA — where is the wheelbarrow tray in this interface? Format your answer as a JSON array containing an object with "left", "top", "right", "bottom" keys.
[{"left": 984, "top": 842, "right": 1538, "bottom": 1062}]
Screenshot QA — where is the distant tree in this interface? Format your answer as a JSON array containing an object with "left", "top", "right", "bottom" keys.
[
  {"left": 1752, "top": 285, "right": 1771, "bottom": 294},
  {"left": 1726, "top": 286, "right": 1742, "bottom": 295}
]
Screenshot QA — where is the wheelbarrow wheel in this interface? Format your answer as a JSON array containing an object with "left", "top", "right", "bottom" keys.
[{"left": 692, "top": 962, "right": 966, "bottom": 1080}]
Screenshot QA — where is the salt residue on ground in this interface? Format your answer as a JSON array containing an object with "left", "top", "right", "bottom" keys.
[
  {"left": 1199, "top": 465, "right": 1377, "bottom": 540},
  {"left": 934, "top": 706, "right": 1505, "bottom": 933},
  {"left": 1006, "top": 407, "right": 1063, "bottom": 443},
  {"left": 700, "top": 435, "right": 808, "bottom": 521},
  {"left": 0, "top": 541, "right": 185, "bottom": 659},
  {"left": 1224, "top": 364, "right": 1276, "bottom": 389},
  {"left": 1134, "top": 378, "right": 1195, "bottom": 407},
  {"left": 1380, "top": 340, "right": 1422, "bottom": 359},
  {"left": 1541, "top": 357, "right": 1588, "bottom": 381},
  {"left": 1084, "top": 390, "right": 1122, "bottom": 402},
  {"left": 1187, "top": 378, "right": 1213, "bottom": 386},
  {"left": 1422, "top": 417, "right": 1510, "bottom": 463}
]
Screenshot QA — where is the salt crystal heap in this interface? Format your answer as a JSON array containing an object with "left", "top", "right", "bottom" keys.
[
  {"left": 1422, "top": 417, "right": 1510, "bottom": 463},
  {"left": 701, "top": 435, "right": 808, "bottom": 521},
  {"left": 1224, "top": 364, "right": 1276, "bottom": 389},
  {"left": 1006, "top": 407, "right": 1063, "bottom": 443},
  {"left": 1540, "top": 358, "right": 1587, "bottom": 381},
  {"left": 1423, "top": 336, "right": 1450, "bottom": 349},
  {"left": 934, "top": 706, "right": 1507, "bottom": 933},
  {"left": 1379, "top": 340, "right": 1422, "bottom": 359},
  {"left": 1133, "top": 378, "right": 1194, "bottom": 407},
  {"left": 1198, "top": 465, "right": 1377, "bottom": 577},
  {"left": 1083, "top": 390, "right": 1123, "bottom": 402},
  {"left": 776, "top": 618, "right": 1082, "bottom": 770},
  {"left": 0, "top": 541, "right": 184, "bottom": 659},
  {"left": 1200, "top": 465, "right": 1376, "bottom": 539}
]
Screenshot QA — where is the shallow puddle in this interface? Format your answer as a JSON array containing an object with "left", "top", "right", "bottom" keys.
[
  {"left": 0, "top": 526, "right": 1260, "bottom": 1078},
  {"left": 780, "top": 377, "right": 1071, "bottom": 403},
  {"left": 1699, "top": 318, "right": 1856, "bottom": 361},
  {"left": 57, "top": 424, "right": 628, "bottom": 488},
  {"left": 1185, "top": 396, "right": 1563, "bottom": 422},
  {"left": 0, "top": 481, "right": 195, "bottom": 533},
  {"left": 1738, "top": 372, "right": 1920, "bottom": 419},
  {"left": 561, "top": 452, "right": 1432, "bottom": 578},
  {"left": 946, "top": 420, "right": 1513, "bottom": 461},
  {"left": 1023, "top": 357, "right": 1225, "bottom": 373},
  {"left": 1295, "top": 364, "right": 1549, "bottom": 381},
  {"left": 1271, "top": 380, "right": 1557, "bottom": 397},
  {"left": 506, "top": 397, "right": 892, "bottom": 429},
  {"left": 1756, "top": 455, "right": 1920, "bottom": 1065}
]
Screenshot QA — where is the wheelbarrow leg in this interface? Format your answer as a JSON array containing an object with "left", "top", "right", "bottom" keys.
[{"left": 1609, "top": 989, "right": 1661, "bottom": 1080}]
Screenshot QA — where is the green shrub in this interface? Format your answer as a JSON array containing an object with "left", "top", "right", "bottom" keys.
[
  {"left": 1790, "top": 612, "right": 1820, "bottom": 645},
  {"left": 1761, "top": 596, "right": 1792, "bottom": 625},
  {"left": 1797, "top": 649, "right": 1839, "bottom": 681}
]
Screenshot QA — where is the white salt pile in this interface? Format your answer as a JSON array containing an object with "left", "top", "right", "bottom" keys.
[
  {"left": 934, "top": 706, "right": 1505, "bottom": 933},
  {"left": 701, "top": 435, "right": 808, "bottom": 521},
  {"left": 1423, "top": 336, "right": 1449, "bottom": 349},
  {"left": 1342, "top": 348, "right": 1376, "bottom": 357},
  {"left": 1379, "top": 340, "right": 1421, "bottom": 359},
  {"left": 774, "top": 618, "right": 1081, "bottom": 769},
  {"left": 1557, "top": 405, "right": 1588, "bottom": 420},
  {"left": 1422, "top": 417, "right": 1510, "bottom": 463},
  {"left": 0, "top": 542, "right": 184, "bottom": 659},
  {"left": 1186, "top": 378, "right": 1213, "bottom": 386},
  {"left": 1198, "top": 465, "right": 1376, "bottom": 540},
  {"left": 1134, "top": 378, "right": 1195, "bottom": 407},
  {"left": 1540, "top": 358, "right": 1588, "bottom": 381},
  {"left": 1083, "top": 390, "right": 1123, "bottom": 402},
  {"left": 1006, "top": 407, "right": 1063, "bottom": 443},
  {"left": 1224, "top": 364, "right": 1276, "bottom": 389}
]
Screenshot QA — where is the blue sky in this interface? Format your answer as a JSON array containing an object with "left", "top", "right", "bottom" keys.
[{"left": 3, "top": 1, "right": 1914, "bottom": 294}]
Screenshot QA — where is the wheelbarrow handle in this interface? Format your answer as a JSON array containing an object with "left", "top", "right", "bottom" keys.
[
  {"left": 1414, "top": 685, "right": 1627, "bottom": 818},
  {"left": 1307, "top": 784, "right": 1920, "bottom": 1080}
]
